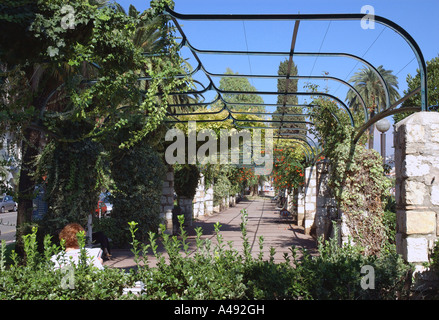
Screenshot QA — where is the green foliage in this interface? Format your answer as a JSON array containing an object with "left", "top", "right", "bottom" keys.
[
  {"left": 382, "top": 209, "right": 397, "bottom": 252},
  {"left": 92, "top": 216, "right": 127, "bottom": 249},
  {"left": 109, "top": 140, "right": 166, "bottom": 244},
  {"left": 394, "top": 55, "right": 439, "bottom": 123},
  {"left": 309, "top": 91, "right": 393, "bottom": 255},
  {"left": 0, "top": 227, "right": 130, "bottom": 299},
  {"left": 1, "top": 0, "right": 189, "bottom": 254},
  {"left": 35, "top": 136, "right": 105, "bottom": 239},
  {"left": 201, "top": 164, "right": 240, "bottom": 206},
  {"left": 0, "top": 210, "right": 411, "bottom": 300},
  {"left": 218, "top": 68, "right": 265, "bottom": 113},
  {"left": 299, "top": 231, "right": 410, "bottom": 299},
  {"left": 329, "top": 142, "right": 391, "bottom": 254},
  {"left": 173, "top": 164, "right": 200, "bottom": 199},
  {"left": 429, "top": 240, "right": 439, "bottom": 277}
]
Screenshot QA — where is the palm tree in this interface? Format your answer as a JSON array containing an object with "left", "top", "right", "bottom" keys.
[
  {"left": 116, "top": 4, "right": 200, "bottom": 116},
  {"left": 346, "top": 65, "right": 400, "bottom": 149}
]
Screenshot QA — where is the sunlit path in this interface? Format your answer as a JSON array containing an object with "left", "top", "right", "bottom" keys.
[{"left": 105, "top": 197, "right": 317, "bottom": 269}]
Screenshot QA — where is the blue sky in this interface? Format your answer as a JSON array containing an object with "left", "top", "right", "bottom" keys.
[{"left": 118, "top": 0, "right": 439, "bottom": 156}]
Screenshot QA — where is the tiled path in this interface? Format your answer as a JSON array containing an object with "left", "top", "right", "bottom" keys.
[{"left": 104, "top": 197, "right": 317, "bottom": 269}]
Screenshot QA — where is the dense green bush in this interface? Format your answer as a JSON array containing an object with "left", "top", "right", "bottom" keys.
[
  {"left": 109, "top": 140, "right": 166, "bottom": 244},
  {"left": 430, "top": 240, "right": 439, "bottom": 275},
  {"left": 299, "top": 236, "right": 410, "bottom": 299},
  {"left": 92, "top": 216, "right": 128, "bottom": 248},
  {"left": 0, "top": 210, "right": 412, "bottom": 300},
  {"left": 35, "top": 135, "right": 105, "bottom": 241},
  {"left": 173, "top": 164, "right": 200, "bottom": 200},
  {"left": 0, "top": 228, "right": 131, "bottom": 299}
]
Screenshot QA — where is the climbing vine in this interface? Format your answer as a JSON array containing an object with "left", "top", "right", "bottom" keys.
[
  {"left": 109, "top": 139, "right": 166, "bottom": 244},
  {"left": 309, "top": 95, "right": 392, "bottom": 255},
  {"left": 1, "top": 0, "right": 191, "bottom": 248},
  {"left": 34, "top": 124, "right": 106, "bottom": 239}
]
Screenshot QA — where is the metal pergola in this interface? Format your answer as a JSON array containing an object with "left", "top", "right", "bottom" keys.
[{"left": 155, "top": 6, "right": 430, "bottom": 165}]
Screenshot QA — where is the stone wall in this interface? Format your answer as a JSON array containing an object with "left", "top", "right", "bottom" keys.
[
  {"left": 205, "top": 186, "right": 214, "bottom": 215},
  {"left": 303, "top": 165, "right": 317, "bottom": 235},
  {"left": 394, "top": 111, "right": 439, "bottom": 264},
  {"left": 193, "top": 174, "right": 205, "bottom": 218},
  {"left": 160, "top": 166, "right": 175, "bottom": 227},
  {"left": 192, "top": 174, "right": 215, "bottom": 218},
  {"left": 297, "top": 189, "right": 305, "bottom": 227}
]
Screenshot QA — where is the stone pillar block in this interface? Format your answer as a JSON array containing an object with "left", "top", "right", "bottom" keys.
[
  {"left": 403, "top": 237, "right": 429, "bottom": 263},
  {"left": 395, "top": 111, "right": 439, "bottom": 265},
  {"left": 397, "top": 210, "right": 436, "bottom": 235}
]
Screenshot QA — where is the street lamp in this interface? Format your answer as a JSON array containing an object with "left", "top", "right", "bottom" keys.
[{"left": 376, "top": 118, "right": 391, "bottom": 165}]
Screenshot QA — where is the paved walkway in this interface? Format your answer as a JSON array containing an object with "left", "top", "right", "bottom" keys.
[{"left": 104, "top": 197, "right": 317, "bottom": 269}]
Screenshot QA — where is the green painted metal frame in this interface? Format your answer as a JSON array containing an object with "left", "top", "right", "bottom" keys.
[
  {"left": 156, "top": 7, "right": 429, "bottom": 165},
  {"left": 164, "top": 7, "right": 428, "bottom": 110}
]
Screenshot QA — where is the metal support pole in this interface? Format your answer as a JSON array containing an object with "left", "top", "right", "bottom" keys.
[{"left": 381, "top": 132, "right": 386, "bottom": 166}]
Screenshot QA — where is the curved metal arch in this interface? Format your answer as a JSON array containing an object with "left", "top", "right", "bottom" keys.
[
  {"left": 225, "top": 104, "right": 341, "bottom": 129},
  {"left": 164, "top": 7, "right": 427, "bottom": 110},
  {"left": 137, "top": 61, "right": 202, "bottom": 81},
  {"left": 160, "top": 7, "right": 430, "bottom": 165},
  {"left": 275, "top": 132, "right": 321, "bottom": 152},
  {"left": 234, "top": 122, "right": 320, "bottom": 152},
  {"left": 354, "top": 106, "right": 422, "bottom": 144},
  {"left": 166, "top": 105, "right": 228, "bottom": 117},
  {"left": 213, "top": 84, "right": 355, "bottom": 126},
  {"left": 178, "top": 26, "right": 390, "bottom": 112},
  {"left": 228, "top": 109, "right": 310, "bottom": 118},
  {"left": 168, "top": 101, "right": 343, "bottom": 138},
  {"left": 353, "top": 86, "right": 423, "bottom": 143},
  {"left": 233, "top": 117, "right": 314, "bottom": 127},
  {"left": 164, "top": 115, "right": 230, "bottom": 124},
  {"left": 164, "top": 84, "right": 353, "bottom": 126},
  {"left": 272, "top": 135, "right": 318, "bottom": 162},
  {"left": 201, "top": 67, "right": 369, "bottom": 120}
]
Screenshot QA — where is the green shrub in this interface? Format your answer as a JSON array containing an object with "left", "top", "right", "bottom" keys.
[
  {"left": 174, "top": 164, "right": 200, "bottom": 199},
  {"left": 109, "top": 140, "right": 166, "bottom": 244},
  {"left": 430, "top": 239, "right": 439, "bottom": 274},
  {"left": 299, "top": 230, "right": 411, "bottom": 300},
  {"left": 243, "top": 259, "right": 309, "bottom": 299},
  {"left": 0, "top": 228, "right": 131, "bottom": 300},
  {"left": 92, "top": 216, "right": 128, "bottom": 248},
  {"left": 0, "top": 209, "right": 412, "bottom": 300},
  {"left": 36, "top": 137, "right": 104, "bottom": 240}
]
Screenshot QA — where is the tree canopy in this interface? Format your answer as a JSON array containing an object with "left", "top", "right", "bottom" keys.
[
  {"left": 394, "top": 54, "right": 439, "bottom": 123},
  {"left": 218, "top": 68, "right": 265, "bottom": 114},
  {"left": 273, "top": 59, "right": 306, "bottom": 135}
]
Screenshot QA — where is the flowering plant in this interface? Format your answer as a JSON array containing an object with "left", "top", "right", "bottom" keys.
[
  {"left": 236, "top": 167, "right": 259, "bottom": 187},
  {"left": 272, "top": 148, "right": 305, "bottom": 192}
]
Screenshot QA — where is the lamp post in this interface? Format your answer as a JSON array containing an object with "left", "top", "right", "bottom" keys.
[{"left": 376, "top": 118, "right": 391, "bottom": 166}]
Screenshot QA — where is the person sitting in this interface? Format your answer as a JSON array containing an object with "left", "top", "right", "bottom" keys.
[
  {"left": 51, "top": 223, "right": 104, "bottom": 270},
  {"left": 92, "top": 231, "right": 112, "bottom": 261}
]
